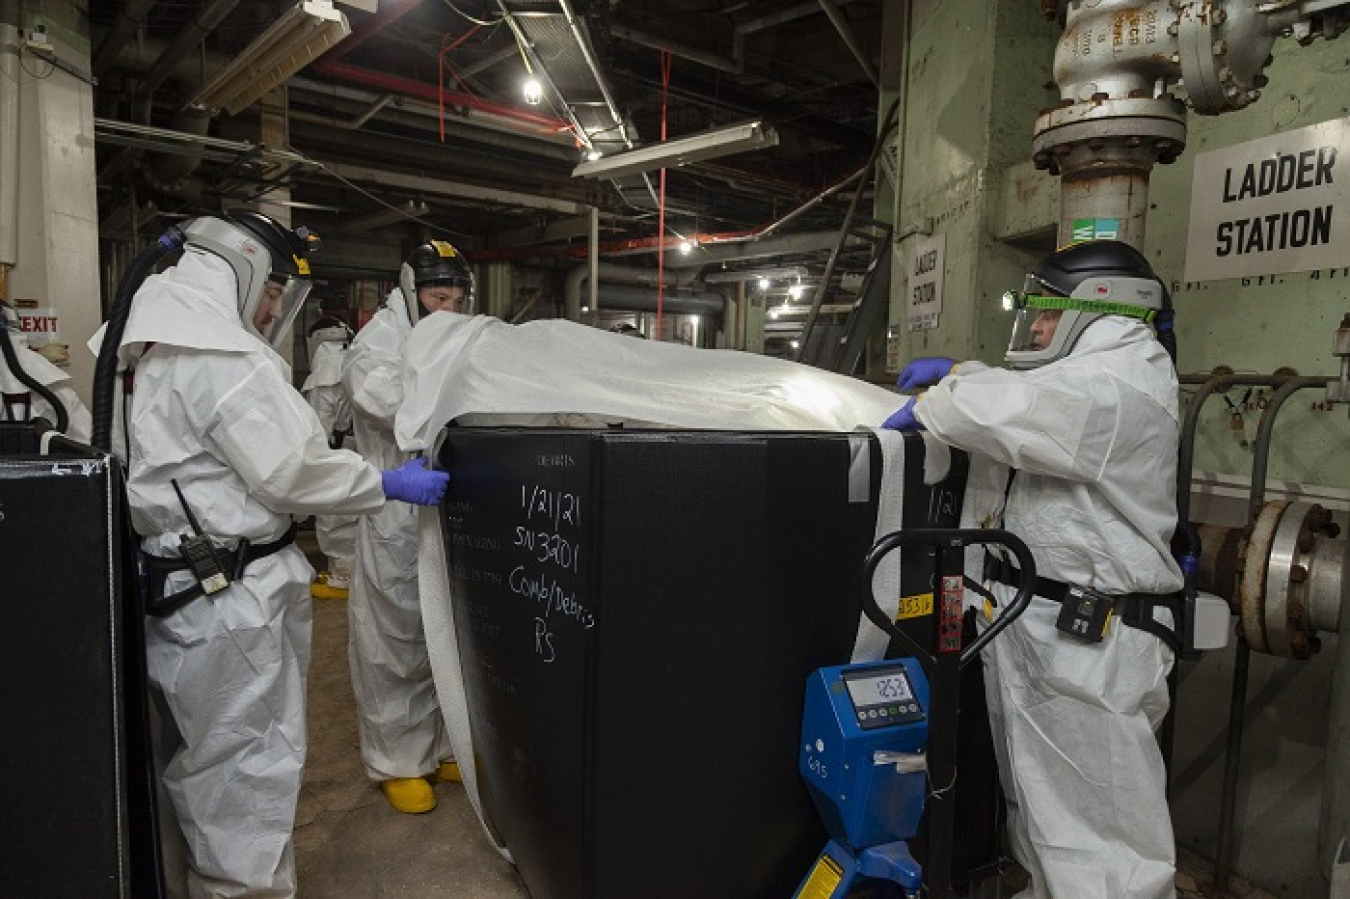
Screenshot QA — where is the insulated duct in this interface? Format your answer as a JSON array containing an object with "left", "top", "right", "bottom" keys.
[
  {"left": 582, "top": 283, "right": 724, "bottom": 317},
  {"left": 563, "top": 262, "right": 703, "bottom": 320}
]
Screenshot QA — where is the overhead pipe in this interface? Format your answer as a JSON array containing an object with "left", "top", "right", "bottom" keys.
[
  {"left": 815, "top": 0, "right": 878, "bottom": 88},
  {"left": 579, "top": 283, "right": 724, "bottom": 318},
  {"left": 134, "top": 0, "right": 240, "bottom": 108},
  {"left": 610, "top": 0, "right": 868, "bottom": 76},
  {"left": 288, "top": 75, "right": 576, "bottom": 154},
  {"left": 563, "top": 261, "right": 695, "bottom": 321},
  {"left": 313, "top": 59, "right": 570, "bottom": 134},
  {"left": 91, "top": 0, "right": 157, "bottom": 78},
  {"left": 289, "top": 93, "right": 392, "bottom": 131}
]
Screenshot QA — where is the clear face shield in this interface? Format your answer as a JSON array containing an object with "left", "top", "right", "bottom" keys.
[
  {"left": 1003, "top": 275, "right": 1066, "bottom": 355},
  {"left": 250, "top": 275, "right": 313, "bottom": 349}
]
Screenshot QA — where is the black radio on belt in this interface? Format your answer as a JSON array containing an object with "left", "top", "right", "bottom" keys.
[
  {"left": 1055, "top": 584, "right": 1116, "bottom": 642},
  {"left": 172, "top": 478, "right": 233, "bottom": 596}
]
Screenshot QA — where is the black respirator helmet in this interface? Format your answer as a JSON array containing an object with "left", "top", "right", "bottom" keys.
[
  {"left": 398, "top": 239, "right": 475, "bottom": 323},
  {"left": 306, "top": 295, "right": 353, "bottom": 363},
  {"left": 1003, "top": 239, "right": 1169, "bottom": 369},
  {"left": 182, "top": 210, "right": 321, "bottom": 348}
]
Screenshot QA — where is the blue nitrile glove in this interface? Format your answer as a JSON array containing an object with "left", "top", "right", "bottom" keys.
[
  {"left": 896, "top": 356, "right": 956, "bottom": 391},
  {"left": 881, "top": 396, "right": 925, "bottom": 432},
  {"left": 381, "top": 457, "right": 450, "bottom": 506}
]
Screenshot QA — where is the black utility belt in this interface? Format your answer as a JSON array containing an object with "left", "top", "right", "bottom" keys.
[
  {"left": 142, "top": 523, "right": 298, "bottom": 618},
  {"left": 983, "top": 556, "right": 1181, "bottom": 653}
]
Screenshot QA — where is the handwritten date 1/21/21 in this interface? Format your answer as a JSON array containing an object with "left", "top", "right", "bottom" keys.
[{"left": 521, "top": 484, "right": 580, "bottom": 530}]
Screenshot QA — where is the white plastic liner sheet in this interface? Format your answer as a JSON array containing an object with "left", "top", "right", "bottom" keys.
[{"left": 395, "top": 313, "right": 904, "bottom": 449}]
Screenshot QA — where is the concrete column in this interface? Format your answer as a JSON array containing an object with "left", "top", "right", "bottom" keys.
[{"left": 4, "top": 14, "right": 100, "bottom": 407}]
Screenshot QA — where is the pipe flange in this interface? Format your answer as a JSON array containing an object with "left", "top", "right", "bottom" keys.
[
  {"left": 1305, "top": 510, "right": 1348, "bottom": 635},
  {"left": 1240, "top": 500, "right": 1285, "bottom": 653},
  {"left": 1245, "top": 501, "right": 1340, "bottom": 658},
  {"left": 1263, "top": 500, "right": 1317, "bottom": 658},
  {"left": 1176, "top": 0, "right": 1278, "bottom": 115},
  {"left": 1032, "top": 98, "right": 1188, "bottom": 173}
]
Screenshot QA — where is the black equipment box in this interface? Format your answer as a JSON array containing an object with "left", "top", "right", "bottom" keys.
[
  {"left": 436, "top": 427, "right": 994, "bottom": 899},
  {"left": 0, "top": 424, "right": 161, "bottom": 898}
]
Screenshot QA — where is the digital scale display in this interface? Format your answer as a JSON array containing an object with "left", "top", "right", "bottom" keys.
[{"left": 842, "top": 664, "right": 924, "bottom": 730}]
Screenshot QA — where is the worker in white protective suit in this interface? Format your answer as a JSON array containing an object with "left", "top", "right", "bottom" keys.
[
  {"left": 882, "top": 240, "right": 1184, "bottom": 899},
  {"left": 0, "top": 301, "right": 92, "bottom": 442},
  {"left": 107, "top": 211, "right": 450, "bottom": 898},
  {"left": 301, "top": 295, "right": 357, "bottom": 600},
  {"left": 342, "top": 239, "right": 469, "bottom": 814}
]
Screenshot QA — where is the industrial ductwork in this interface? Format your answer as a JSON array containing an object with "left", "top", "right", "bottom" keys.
[{"left": 562, "top": 262, "right": 719, "bottom": 320}]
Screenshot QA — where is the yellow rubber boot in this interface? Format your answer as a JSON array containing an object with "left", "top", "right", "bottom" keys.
[
  {"left": 380, "top": 777, "right": 436, "bottom": 814},
  {"left": 431, "top": 760, "right": 462, "bottom": 784},
  {"left": 310, "top": 572, "right": 349, "bottom": 601}
]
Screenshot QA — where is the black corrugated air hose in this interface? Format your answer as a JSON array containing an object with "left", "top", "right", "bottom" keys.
[{"left": 91, "top": 228, "right": 185, "bottom": 451}]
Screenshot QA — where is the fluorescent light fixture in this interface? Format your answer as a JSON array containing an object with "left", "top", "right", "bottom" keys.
[
  {"left": 571, "top": 120, "right": 779, "bottom": 179},
  {"left": 189, "top": 0, "right": 351, "bottom": 116},
  {"left": 344, "top": 200, "right": 430, "bottom": 232}
]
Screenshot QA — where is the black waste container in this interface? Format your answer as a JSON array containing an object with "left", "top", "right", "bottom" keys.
[
  {"left": 0, "top": 424, "right": 161, "bottom": 898},
  {"left": 435, "top": 428, "right": 976, "bottom": 899}
]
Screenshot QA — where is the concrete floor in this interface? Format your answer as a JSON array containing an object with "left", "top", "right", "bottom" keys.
[
  {"left": 289, "top": 532, "right": 1277, "bottom": 899},
  {"left": 293, "top": 533, "right": 528, "bottom": 899}
]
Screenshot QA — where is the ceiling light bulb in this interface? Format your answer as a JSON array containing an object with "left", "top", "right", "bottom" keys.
[
  {"left": 788, "top": 285, "right": 803, "bottom": 300},
  {"left": 678, "top": 239, "right": 694, "bottom": 255},
  {"left": 757, "top": 277, "right": 770, "bottom": 291},
  {"left": 523, "top": 78, "right": 543, "bottom": 105}
]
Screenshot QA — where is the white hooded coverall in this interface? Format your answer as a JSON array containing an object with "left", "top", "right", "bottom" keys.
[
  {"left": 915, "top": 317, "right": 1183, "bottom": 899},
  {"left": 111, "top": 248, "right": 386, "bottom": 898},
  {"left": 342, "top": 290, "right": 451, "bottom": 781},
  {"left": 301, "top": 330, "right": 357, "bottom": 580},
  {"left": 0, "top": 328, "right": 92, "bottom": 442}
]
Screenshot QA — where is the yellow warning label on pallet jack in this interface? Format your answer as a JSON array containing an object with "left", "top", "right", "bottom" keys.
[
  {"left": 798, "top": 853, "right": 844, "bottom": 899},
  {"left": 897, "top": 591, "right": 934, "bottom": 620}
]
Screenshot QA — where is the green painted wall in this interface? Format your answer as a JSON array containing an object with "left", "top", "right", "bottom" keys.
[
  {"left": 1149, "top": 38, "right": 1350, "bottom": 491},
  {"left": 883, "top": 1, "right": 1350, "bottom": 493},
  {"left": 884, "top": 0, "right": 1057, "bottom": 377}
]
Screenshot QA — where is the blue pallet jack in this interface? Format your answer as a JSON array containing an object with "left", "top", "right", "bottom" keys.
[{"left": 792, "top": 529, "right": 1036, "bottom": 899}]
